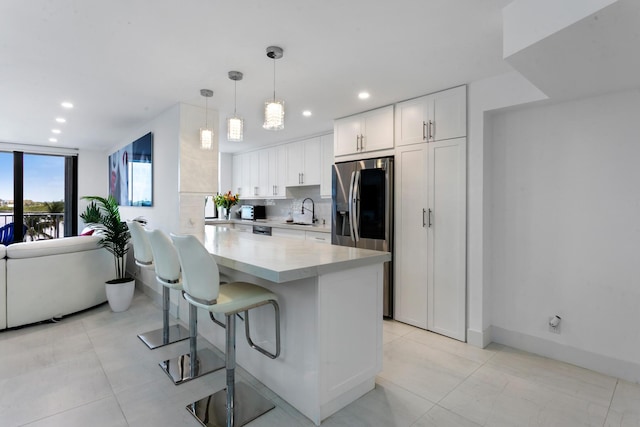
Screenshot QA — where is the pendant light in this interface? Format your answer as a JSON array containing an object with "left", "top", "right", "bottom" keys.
[
  {"left": 227, "top": 71, "right": 244, "bottom": 141},
  {"left": 263, "top": 46, "right": 284, "bottom": 131},
  {"left": 200, "top": 89, "right": 214, "bottom": 150}
]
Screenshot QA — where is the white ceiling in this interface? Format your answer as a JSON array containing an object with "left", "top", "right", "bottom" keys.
[{"left": 0, "top": 0, "right": 513, "bottom": 154}]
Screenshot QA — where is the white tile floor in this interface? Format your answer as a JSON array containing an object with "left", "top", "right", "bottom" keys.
[{"left": 1, "top": 290, "right": 638, "bottom": 427}]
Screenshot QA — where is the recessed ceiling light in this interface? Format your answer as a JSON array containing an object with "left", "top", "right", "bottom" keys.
[
  {"left": 61, "top": 101, "right": 74, "bottom": 109},
  {"left": 55, "top": 117, "right": 66, "bottom": 123},
  {"left": 302, "top": 110, "right": 312, "bottom": 117},
  {"left": 358, "top": 92, "right": 370, "bottom": 100},
  {"left": 52, "top": 129, "right": 61, "bottom": 134},
  {"left": 49, "top": 138, "right": 58, "bottom": 143}
]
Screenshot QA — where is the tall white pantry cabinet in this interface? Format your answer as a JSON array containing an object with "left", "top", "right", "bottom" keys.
[{"left": 394, "top": 85, "right": 467, "bottom": 341}]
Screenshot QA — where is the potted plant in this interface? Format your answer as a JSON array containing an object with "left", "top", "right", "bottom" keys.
[
  {"left": 214, "top": 191, "right": 240, "bottom": 220},
  {"left": 81, "top": 195, "right": 134, "bottom": 312}
]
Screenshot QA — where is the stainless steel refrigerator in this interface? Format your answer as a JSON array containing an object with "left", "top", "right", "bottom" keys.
[{"left": 332, "top": 156, "right": 394, "bottom": 317}]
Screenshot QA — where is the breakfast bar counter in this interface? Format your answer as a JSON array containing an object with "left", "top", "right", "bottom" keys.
[{"left": 196, "top": 225, "right": 391, "bottom": 425}]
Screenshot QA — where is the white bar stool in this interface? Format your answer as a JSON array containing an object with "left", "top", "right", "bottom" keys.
[
  {"left": 146, "top": 229, "right": 225, "bottom": 384},
  {"left": 171, "top": 233, "right": 281, "bottom": 427},
  {"left": 127, "top": 221, "right": 190, "bottom": 350}
]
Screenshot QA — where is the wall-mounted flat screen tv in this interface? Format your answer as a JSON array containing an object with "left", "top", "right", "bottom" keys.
[{"left": 109, "top": 132, "right": 153, "bottom": 206}]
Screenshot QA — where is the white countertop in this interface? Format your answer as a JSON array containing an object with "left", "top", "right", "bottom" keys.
[
  {"left": 205, "top": 218, "right": 331, "bottom": 233},
  {"left": 204, "top": 225, "right": 390, "bottom": 283}
]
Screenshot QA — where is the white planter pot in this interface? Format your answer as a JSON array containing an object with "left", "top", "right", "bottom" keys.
[{"left": 105, "top": 278, "right": 135, "bottom": 312}]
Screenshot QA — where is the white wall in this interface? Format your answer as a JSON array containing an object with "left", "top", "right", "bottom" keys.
[
  {"left": 77, "top": 149, "right": 107, "bottom": 233},
  {"left": 487, "top": 88, "right": 640, "bottom": 382},
  {"left": 503, "top": 0, "right": 618, "bottom": 57},
  {"left": 467, "top": 71, "right": 547, "bottom": 347}
]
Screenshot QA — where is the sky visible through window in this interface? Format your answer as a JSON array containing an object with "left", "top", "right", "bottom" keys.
[{"left": 0, "top": 152, "right": 64, "bottom": 202}]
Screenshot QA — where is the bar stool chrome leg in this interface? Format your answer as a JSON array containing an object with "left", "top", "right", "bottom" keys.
[
  {"left": 159, "top": 304, "right": 225, "bottom": 385},
  {"left": 137, "top": 286, "right": 190, "bottom": 349},
  {"left": 186, "top": 313, "right": 275, "bottom": 427}
]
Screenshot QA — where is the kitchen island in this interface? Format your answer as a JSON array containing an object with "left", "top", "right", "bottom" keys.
[{"left": 195, "top": 225, "right": 391, "bottom": 425}]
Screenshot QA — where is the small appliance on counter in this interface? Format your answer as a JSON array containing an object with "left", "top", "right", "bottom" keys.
[{"left": 240, "top": 205, "right": 266, "bottom": 221}]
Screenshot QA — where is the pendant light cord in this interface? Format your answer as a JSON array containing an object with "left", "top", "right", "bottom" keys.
[
  {"left": 204, "top": 96, "right": 208, "bottom": 128},
  {"left": 234, "top": 80, "right": 238, "bottom": 115},
  {"left": 273, "top": 58, "right": 276, "bottom": 102}
]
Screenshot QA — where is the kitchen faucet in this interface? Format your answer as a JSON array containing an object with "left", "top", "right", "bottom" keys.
[{"left": 301, "top": 198, "right": 316, "bottom": 223}]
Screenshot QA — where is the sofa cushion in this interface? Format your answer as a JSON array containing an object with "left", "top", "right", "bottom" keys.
[
  {"left": 80, "top": 228, "right": 95, "bottom": 236},
  {"left": 6, "top": 235, "right": 103, "bottom": 259},
  {"left": 0, "top": 245, "right": 5, "bottom": 259}
]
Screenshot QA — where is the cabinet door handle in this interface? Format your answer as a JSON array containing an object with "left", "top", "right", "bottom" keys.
[
  {"left": 428, "top": 120, "right": 434, "bottom": 140},
  {"left": 428, "top": 208, "right": 432, "bottom": 228},
  {"left": 423, "top": 121, "right": 427, "bottom": 141},
  {"left": 254, "top": 186, "right": 258, "bottom": 196},
  {"left": 356, "top": 135, "right": 360, "bottom": 151},
  {"left": 301, "top": 172, "right": 304, "bottom": 184},
  {"left": 422, "top": 208, "right": 426, "bottom": 227},
  {"left": 360, "top": 134, "right": 365, "bottom": 151}
]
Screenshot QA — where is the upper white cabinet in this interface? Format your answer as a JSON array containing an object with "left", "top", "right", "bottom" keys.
[
  {"left": 334, "top": 105, "right": 394, "bottom": 156},
  {"left": 232, "top": 154, "right": 242, "bottom": 196},
  {"left": 267, "top": 145, "right": 287, "bottom": 198},
  {"left": 320, "top": 134, "right": 334, "bottom": 198},
  {"left": 395, "top": 85, "right": 466, "bottom": 146},
  {"left": 286, "top": 137, "right": 321, "bottom": 186}
]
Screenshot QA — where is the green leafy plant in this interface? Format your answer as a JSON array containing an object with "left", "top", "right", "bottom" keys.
[
  {"left": 82, "top": 196, "right": 131, "bottom": 281},
  {"left": 80, "top": 201, "right": 102, "bottom": 224}
]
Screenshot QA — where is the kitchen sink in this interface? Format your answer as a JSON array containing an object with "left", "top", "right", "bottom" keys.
[{"left": 286, "top": 222, "right": 313, "bottom": 226}]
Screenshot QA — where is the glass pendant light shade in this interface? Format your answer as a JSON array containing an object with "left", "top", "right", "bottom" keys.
[
  {"left": 227, "top": 116, "right": 244, "bottom": 141},
  {"left": 263, "top": 46, "right": 285, "bottom": 131},
  {"left": 263, "top": 100, "right": 284, "bottom": 130},
  {"left": 200, "top": 128, "right": 213, "bottom": 149},
  {"left": 227, "top": 71, "right": 244, "bottom": 141},
  {"left": 200, "top": 89, "right": 214, "bottom": 150}
]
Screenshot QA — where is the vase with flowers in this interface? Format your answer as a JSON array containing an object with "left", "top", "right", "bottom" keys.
[{"left": 214, "top": 191, "right": 240, "bottom": 220}]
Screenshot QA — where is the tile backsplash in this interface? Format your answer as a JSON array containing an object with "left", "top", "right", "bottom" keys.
[{"left": 228, "top": 186, "right": 331, "bottom": 226}]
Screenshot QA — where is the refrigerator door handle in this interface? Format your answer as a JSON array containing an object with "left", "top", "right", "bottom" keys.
[
  {"left": 352, "top": 170, "right": 361, "bottom": 242},
  {"left": 348, "top": 171, "right": 357, "bottom": 243}
]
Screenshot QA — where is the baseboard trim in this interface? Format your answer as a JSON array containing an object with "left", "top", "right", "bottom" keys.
[
  {"left": 467, "top": 327, "right": 492, "bottom": 348},
  {"left": 491, "top": 326, "right": 640, "bottom": 383}
]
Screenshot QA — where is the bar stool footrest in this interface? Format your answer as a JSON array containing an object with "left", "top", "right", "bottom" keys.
[
  {"left": 159, "top": 348, "right": 225, "bottom": 385},
  {"left": 186, "top": 382, "right": 275, "bottom": 427},
  {"left": 138, "top": 324, "right": 190, "bottom": 349}
]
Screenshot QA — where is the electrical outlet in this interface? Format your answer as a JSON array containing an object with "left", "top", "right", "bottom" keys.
[{"left": 548, "top": 316, "right": 561, "bottom": 334}]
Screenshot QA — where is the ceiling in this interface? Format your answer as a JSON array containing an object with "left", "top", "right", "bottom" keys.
[{"left": 0, "top": 0, "right": 513, "bottom": 154}]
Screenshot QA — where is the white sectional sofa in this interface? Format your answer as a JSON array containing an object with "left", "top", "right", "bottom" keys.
[{"left": 2, "top": 235, "right": 115, "bottom": 329}]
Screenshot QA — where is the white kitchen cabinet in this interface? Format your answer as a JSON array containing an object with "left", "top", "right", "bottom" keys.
[
  {"left": 272, "top": 227, "right": 305, "bottom": 240},
  {"left": 334, "top": 105, "right": 394, "bottom": 156},
  {"left": 286, "top": 137, "right": 321, "bottom": 186},
  {"left": 320, "top": 133, "right": 334, "bottom": 198},
  {"left": 394, "top": 144, "right": 429, "bottom": 329},
  {"left": 232, "top": 154, "right": 242, "bottom": 196},
  {"left": 247, "top": 151, "right": 260, "bottom": 198},
  {"left": 258, "top": 149, "right": 270, "bottom": 197},
  {"left": 267, "top": 145, "right": 287, "bottom": 198},
  {"left": 233, "top": 223, "right": 253, "bottom": 233},
  {"left": 306, "top": 230, "right": 330, "bottom": 244},
  {"left": 394, "top": 137, "right": 466, "bottom": 341},
  {"left": 395, "top": 85, "right": 466, "bottom": 146}
]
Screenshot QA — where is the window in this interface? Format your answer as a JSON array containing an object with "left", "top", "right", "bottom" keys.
[
  {"left": 0, "top": 150, "right": 77, "bottom": 243},
  {"left": 23, "top": 154, "right": 65, "bottom": 240}
]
